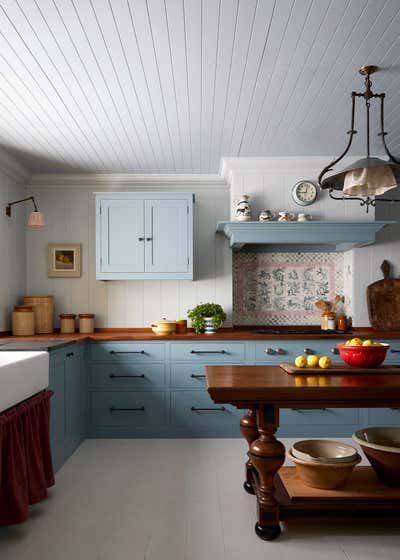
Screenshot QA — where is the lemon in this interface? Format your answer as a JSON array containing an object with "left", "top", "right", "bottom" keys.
[
  {"left": 307, "top": 354, "right": 320, "bottom": 367},
  {"left": 344, "top": 339, "right": 352, "bottom": 346},
  {"left": 319, "top": 356, "right": 332, "bottom": 369},
  {"left": 348, "top": 338, "right": 363, "bottom": 346},
  {"left": 362, "top": 339, "right": 374, "bottom": 346},
  {"left": 295, "top": 355, "right": 307, "bottom": 368},
  {"left": 373, "top": 342, "right": 383, "bottom": 346}
]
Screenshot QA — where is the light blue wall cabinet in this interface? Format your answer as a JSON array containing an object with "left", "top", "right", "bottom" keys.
[
  {"left": 48, "top": 344, "right": 86, "bottom": 471},
  {"left": 96, "top": 192, "right": 194, "bottom": 280}
]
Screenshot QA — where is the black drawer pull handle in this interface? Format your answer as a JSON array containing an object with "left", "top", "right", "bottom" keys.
[
  {"left": 109, "top": 374, "right": 145, "bottom": 379},
  {"left": 291, "top": 408, "right": 328, "bottom": 413},
  {"left": 146, "top": 237, "right": 153, "bottom": 241},
  {"left": 138, "top": 237, "right": 144, "bottom": 241},
  {"left": 110, "top": 406, "right": 145, "bottom": 412},
  {"left": 110, "top": 350, "right": 145, "bottom": 355},
  {"left": 303, "top": 348, "right": 314, "bottom": 355},
  {"left": 190, "top": 350, "right": 227, "bottom": 354},
  {"left": 391, "top": 349, "right": 400, "bottom": 353},
  {"left": 191, "top": 406, "right": 226, "bottom": 412},
  {"left": 66, "top": 352, "right": 74, "bottom": 357},
  {"left": 331, "top": 348, "right": 339, "bottom": 354},
  {"left": 190, "top": 374, "right": 206, "bottom": 379},
  {"left": 390, "top": 407, "right": 400, "bottom": 410}
]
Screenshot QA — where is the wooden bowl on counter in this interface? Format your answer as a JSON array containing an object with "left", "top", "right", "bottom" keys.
[
  {"left": 287, "top": 448, "right": 361, "bottom": 489},
  {"left": 353, "top": 427, "right": 400, "bottom": 486}
]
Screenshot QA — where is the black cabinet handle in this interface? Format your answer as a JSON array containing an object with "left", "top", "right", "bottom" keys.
[
  {"left": 291, "top": 408, "right": 328, "bottom": 413},
  {"left": 331, "top": 348, "right": 339, "bottom": 355},
  {"left": 191, "top": 406, "right": 226, "bottom": 412},
  {"left": 303, "top": 348, "right": 314, "bottom": 355},
  {"left": 110, "top": 406, "right": 145, "bottom": 412},
  {"left": 110, "top": 350, "right": 145, "bottom": 355},
  {"left": 190, "top": 350, "right": 227, "bottom": 354},
  {"left": 146, "top": 237, "right": 153, "bottom": 241},
  {"left": 138, "top": 237, "right": 144, "bottom": 241},
  {"left": 390, "top": 407, "right": 400, "bottom": 411},
  {"left": 109, "top": 374, "right": 145, "bottom": 379},
  {"left": 66, "top": 352, "right": 74, "bottom": 358},
  {"left": 391, "top": 349, "right": 400, "bottom": 353},
  {"left": 190, "top": 374, "right": 206, "bottom": 379}
]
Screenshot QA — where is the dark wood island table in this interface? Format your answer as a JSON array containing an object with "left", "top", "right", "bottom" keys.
[{"left": 206, "top": 364, "right": 400, "bottom": 540}]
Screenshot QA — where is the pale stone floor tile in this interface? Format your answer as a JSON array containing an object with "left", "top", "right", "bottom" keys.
[{"left": 0, "top": 439, "right": 399, "bottom": 560}]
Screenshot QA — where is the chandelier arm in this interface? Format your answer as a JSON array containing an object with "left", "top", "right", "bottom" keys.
[
  {"left": 318, "top": 92, "right": 357, "bottom": 187},
  {"left": 379, "top": 95, "right": 400, "bottom": 164}
]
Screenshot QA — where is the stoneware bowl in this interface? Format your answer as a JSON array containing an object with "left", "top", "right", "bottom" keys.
[
  {"left": 287, "top": 448, "right": 361, "bottom": 490},
  {"left": 151, "top": 320, "right": 176, "bottom": 336},
  {"left": 353, "top": 427, "right": 400, "bottom": 486},
  {"left": 292, "top": 439, "right": 358, "bottom": 464},
  {"left": 337, "top": 343, "right": 389, "bottom": 368}
]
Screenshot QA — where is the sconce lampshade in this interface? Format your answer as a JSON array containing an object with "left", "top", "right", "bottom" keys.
[{"left": 27, "top": 211, "right": 46, "bottom": 229}]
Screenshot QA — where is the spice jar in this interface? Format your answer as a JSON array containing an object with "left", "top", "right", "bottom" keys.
[
  {"left": 79, "top": 313, "right": 95, "bottom": 334},
  {"left": 320, "top": 312, "right": 329, "bottom": 331},
  {"left": 59, "top": 313, "right": 76, "bottom": 334},
  {"left": 12, "top": 305, "right": 35, "bottom": 336},
  {"left": 327, "top": 312, "right": 336, "bottom": 331},
  {"left": 337, "top": 315, "right": 348, "bottom": 332}
]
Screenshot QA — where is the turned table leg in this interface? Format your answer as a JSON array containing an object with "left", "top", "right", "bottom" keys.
[
  {"left": 250, "top": 404, "right": 285, "bottom": 541},
  {"left": 240, "top": 408, "right": 259, "bottom": 494}
]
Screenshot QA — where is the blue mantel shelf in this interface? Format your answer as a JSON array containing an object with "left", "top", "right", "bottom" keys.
[{"left": 216, "top": 221, "right": 393, "bottom": 251}]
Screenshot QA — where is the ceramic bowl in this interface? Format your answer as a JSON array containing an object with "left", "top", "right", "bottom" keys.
[
  {"left": 151, "top": 320, "right": 176, "bottom": 336},
  {"left": 287, "top": 448, "right": 361, "bottom": 489},
  {"left": 353, "top": 427, "right": 400, "bottom": 486},
  {"left": 292, "top": 439, "right": 358, "bottom": 464},
  {"left": 337, "top": 343, "right": 389, "bottom": 368}
]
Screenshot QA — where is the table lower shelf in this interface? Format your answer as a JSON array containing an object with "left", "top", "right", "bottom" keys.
[{"left": 273, "top": 467, "right": 400, "bottom": 518}]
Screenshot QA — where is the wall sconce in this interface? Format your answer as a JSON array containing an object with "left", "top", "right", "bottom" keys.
[{"left": 5, "top": 196, "right": 46, "bottom": 229}]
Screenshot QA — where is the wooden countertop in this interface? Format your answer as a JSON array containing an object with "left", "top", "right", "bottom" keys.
[
  {"left": 1, "top": 327, "right": 400, "bottom": 341},
  {"left": 206, "top": 364, "right": 400, "bottom": 406}
]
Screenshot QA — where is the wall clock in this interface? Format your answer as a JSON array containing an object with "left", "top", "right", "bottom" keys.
[{"left": 291, "top": 180, "right": 318, "bottom": 206}]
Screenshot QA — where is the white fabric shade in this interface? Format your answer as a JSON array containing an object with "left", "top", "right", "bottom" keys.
[{"left": 343, "top": 165, "right": 397, "bottom": 196}]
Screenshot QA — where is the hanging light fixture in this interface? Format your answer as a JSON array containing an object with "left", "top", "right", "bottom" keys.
[
  {"left": 318, "top": 65, "right": 400, "bottom": 212},
  {"left": 5, "top": 196, "right": 46, "bottom": 228}
]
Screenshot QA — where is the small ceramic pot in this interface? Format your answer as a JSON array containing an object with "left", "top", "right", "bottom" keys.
[
  {"left": 259, "top": 209, "right": 275, "bottom": 221},
  {"left": 297, "top": 213, "right": 312, "bottom": 222},
  {"left": 151, "top": 320, "right": 176, "bottom": 336},
  {"left": 234, "top": 194, "right": 251, "bottom": 222},
  {"left": 278, "top": 212, "right": 295, "bottom": 222}
]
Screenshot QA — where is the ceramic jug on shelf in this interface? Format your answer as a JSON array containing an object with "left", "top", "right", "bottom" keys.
[
  {"left": 234, "top": 194, "right": 251, "bottom": 222},
  {"left": 259, "top": 209, "right": 275, "bottom": 221}
]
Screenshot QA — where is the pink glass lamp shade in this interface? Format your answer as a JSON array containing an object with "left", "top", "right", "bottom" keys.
[{"left": 27, "top": 211, "right": 46, "bottom": 229}]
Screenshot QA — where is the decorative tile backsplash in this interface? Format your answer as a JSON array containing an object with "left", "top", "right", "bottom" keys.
[{"left": 233, "top": 251, "right": 349, "bottom": 325}]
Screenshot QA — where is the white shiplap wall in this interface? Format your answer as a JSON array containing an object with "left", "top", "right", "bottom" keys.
[
  {"left": 0, "top": 150, "right": 29, "bottom": 330},
  {"left": 223, "top": 157, "right": 400, "bottom": 327},
  {"left": 26, "top": 177, "right": 232, "bottom": 328}
]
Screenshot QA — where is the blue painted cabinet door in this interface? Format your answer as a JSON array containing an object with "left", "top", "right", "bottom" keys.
[
  {"left": 100, "top": 199, "right": 145, "bottom": 273},
  {"left": 49, "top": 352, "right": 67, "bottom": 472},
  {"left": 144, "top": 199, "right": 189, "bottom": 273},
  {"left": 65, "top": 350, "right": 86, "bottom": 456}
]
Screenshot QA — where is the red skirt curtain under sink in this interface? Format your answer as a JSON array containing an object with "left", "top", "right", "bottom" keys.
[{"left": 0, "top": 390, "right": 54, "bottom": 526}]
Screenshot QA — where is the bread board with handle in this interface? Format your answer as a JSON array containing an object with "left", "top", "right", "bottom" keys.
[
  {"left": 280, "top": 362, "right": 400, "bottom": 375},
  {"left": 367, "top": 260, "right": 400, "bottom": 330}
]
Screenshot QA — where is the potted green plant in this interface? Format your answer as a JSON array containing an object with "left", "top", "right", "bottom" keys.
[{"left": 187, "top": 303, "right": 226, "bottom": 335}]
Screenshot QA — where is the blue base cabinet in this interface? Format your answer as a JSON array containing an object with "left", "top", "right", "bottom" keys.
[{"left": 49, "top": 343, "right": 86, "bottom": 471}]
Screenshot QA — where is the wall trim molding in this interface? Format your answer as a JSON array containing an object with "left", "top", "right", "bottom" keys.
[
  {"left": 29, "top": 173, "right": 228, "bottom": 189},
  {"left": 0, "top": 148, "right": 30, "bottom": 183}
]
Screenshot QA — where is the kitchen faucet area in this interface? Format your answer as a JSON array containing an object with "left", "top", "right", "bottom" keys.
[{"left": 1, "top": 2, "right": 400, "bottom": 559}]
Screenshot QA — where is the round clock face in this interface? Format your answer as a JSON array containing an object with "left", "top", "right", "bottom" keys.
[{"left": 292, "top": 181, "right": 318, "bottom": 206}]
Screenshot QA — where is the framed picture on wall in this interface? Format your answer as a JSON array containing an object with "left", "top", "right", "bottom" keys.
[{"left": 48, "top": 244, "right": 81, "bottom": 278}]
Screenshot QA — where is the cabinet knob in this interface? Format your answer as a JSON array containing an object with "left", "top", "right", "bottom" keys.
[
  {"left": 138, "top": 237, "right": 144, "bottom": 241},
  {"left": 275, "top": 348, "right": 286, "bottom": 355},
  {"left": 331, "top": 348, "right": 339, "bottom": 355},
  {"left": 303, "top": 348, "right": 314, "bottom": 355},
  {"left": 265, "top": 348, "right": 275, "bottom": 355},
  {"left": 146, "top": 237, "right": 153, "bottom": 241}
]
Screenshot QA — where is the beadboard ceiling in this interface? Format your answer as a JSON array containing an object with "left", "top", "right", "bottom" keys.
[{"left": 0, "top": 0, "right": 400, "bottom": 173}]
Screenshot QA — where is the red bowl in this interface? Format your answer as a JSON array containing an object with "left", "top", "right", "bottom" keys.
[{"left": 337, "top": 343, "right": 389, "bottom": 368}]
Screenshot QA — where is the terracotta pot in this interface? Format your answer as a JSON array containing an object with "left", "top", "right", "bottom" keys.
[
  {"left": 353, "top": 427, "right": 400, "bottom": 486},
  {"left": 287, "top": 448, "right": 361, "bottom": 489}
]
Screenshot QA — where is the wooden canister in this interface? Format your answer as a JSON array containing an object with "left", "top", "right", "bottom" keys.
[
  {"left": 79, "top": 313, "right": 95, "bottom": 334},
  {"left": 12, "top": 305, "right": 35, "bottom": 336},
  {"left": 175, "top": 319, "right": 188, "bottom": 334},
  {"left": 60, "top": 313, "right": 76, "bottom": 334},
  {"left": 24, "top": 295, "right": 54, "bottom": 334}
]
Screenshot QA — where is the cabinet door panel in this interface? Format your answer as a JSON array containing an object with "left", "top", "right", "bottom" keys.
[
  {"left": 100, "top": 199, "right": 144, "bottom": 273},
  {"left": 145, "top": 199, "right": 189, "bottom": 273}
]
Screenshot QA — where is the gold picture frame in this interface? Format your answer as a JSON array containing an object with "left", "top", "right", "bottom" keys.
[{"left": 48, "top": 244, "right": 81, "bottom": 278}]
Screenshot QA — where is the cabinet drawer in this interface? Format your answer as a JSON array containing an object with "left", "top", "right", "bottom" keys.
[
  {"left": 171, "top": 390, "right": 239, "bottom": 432},
  {"left": 90, "top": 391, "right": 166, "bottom": 427},
  {"left": 367, "top": 407, "right": 400, "bottom": 425},
  {"left": 381, "top": 342, "right": 400, "bottom": 364},
  {"left": 90, "top": 342, "right": 165, "bottom": 362},
  {"left": 89, "top": 363, "right": 166, "bottom": 390},
  {"left": 170, "top": 363, "right": 208, "bottom": 388},
  {"left": 171, "top": 342, "right": 245, "bottom": 362},
  {"left": 254, "top": 340, "right": 342, "bottom": 364},
  {"left": 281, "top": 407, "right": 359, "bottom": 426}
]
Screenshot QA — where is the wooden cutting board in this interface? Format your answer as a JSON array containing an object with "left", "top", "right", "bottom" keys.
[
  {"left": 280, "top": 362, "right": 400, "bottom": 375},
  {"left": 367, "top": 260, "right": 400, "bottom": 330}
]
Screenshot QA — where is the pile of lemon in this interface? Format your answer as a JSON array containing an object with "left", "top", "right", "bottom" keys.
[
  {"left": 344, "top": 338, "right": 384, "bottom": 346},
  {"left": 295, "top": 354, "right": 332, "bottom": 369}
]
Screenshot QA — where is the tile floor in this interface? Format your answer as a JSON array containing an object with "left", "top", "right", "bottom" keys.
[{"left": 0, "top": 438, "right": 399, "bottom": 560}]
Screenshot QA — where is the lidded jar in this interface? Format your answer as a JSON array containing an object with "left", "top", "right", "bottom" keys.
[
  {"left": 59, "top": 313, "right": 76, "bottom": 334},
  {"left": 12, "top": 305, "right": 35, "bottom": 336},
  {"left": 79, "top": 313, "right": 95, "bottom": 334}
]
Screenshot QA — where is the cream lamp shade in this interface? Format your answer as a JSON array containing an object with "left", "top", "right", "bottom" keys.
[
  {"left": 27, "top": 211, "right": 46, "bottom": 228},
  {"left": 343, "top": 164, "right": 397, "bottom": 196}
]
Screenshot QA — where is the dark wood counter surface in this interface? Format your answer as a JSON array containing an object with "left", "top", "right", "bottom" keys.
[{"left": 1, "top": 327, "right": 400, "bottom": 341}]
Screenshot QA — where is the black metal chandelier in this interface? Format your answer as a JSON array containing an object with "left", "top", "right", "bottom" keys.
[{"left": 318, "top": 65, "right": 400, "bottom": 213}]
